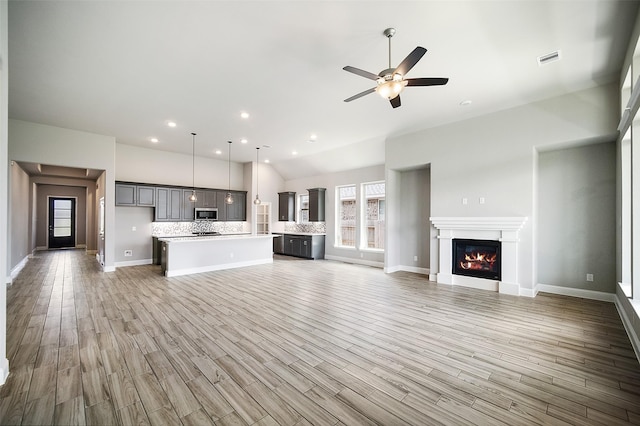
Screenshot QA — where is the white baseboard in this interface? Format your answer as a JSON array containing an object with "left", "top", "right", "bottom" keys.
[
  {"left": 115, "top": 258, "right": 153, "bottom": 268},
  {"left": 536, "top": 283, "right": 615, "bottom": 303},
  {"left": 165, "top": 258, "right": 273, "bottom": 277},
  {"left": 35, "top": 246, "right": 47, "bottom": 251},
  {"left": 384, "top": 265, "right": 429, "bottom": 275},
  {"left": 10, "top": 255, "right": 30, "bottom": 282},
  {"left": 614, "top": 293, "right": 640, "bottom": 364},
  {"left": 0, "top": 358, "right": 8, "bottom": 386},
  {"left": 86, "top": 249, "right": 97, "bottom": 255},
  {"left": 324, "top": 254, "right": 384, "bottom": 269},
  {"left": 77, "top": 244, "right": 86, "bottom": 249},
  {"left": 519, "top": 286, "right": 537, "bottom": 297}
]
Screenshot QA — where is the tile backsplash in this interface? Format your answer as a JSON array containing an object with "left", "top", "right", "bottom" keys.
[
  {"left": 284, "top": 222, "right": 326, "bottom": 234},
  {"left": 152, "top": 221, "right": 248, "bottom": 236}
]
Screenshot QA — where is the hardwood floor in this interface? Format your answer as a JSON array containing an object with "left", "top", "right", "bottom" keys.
[{"left": 1, "top": 250, "right": 640, "bottom": 425}]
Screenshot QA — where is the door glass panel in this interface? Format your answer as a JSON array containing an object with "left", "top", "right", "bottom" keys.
[{"left": 53, "top": 199, "right": 72, "bottom": 237}]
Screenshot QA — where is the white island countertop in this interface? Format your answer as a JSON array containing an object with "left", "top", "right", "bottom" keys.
[{"left": 160, "top": 234, "right": 276, "bottom": 277}]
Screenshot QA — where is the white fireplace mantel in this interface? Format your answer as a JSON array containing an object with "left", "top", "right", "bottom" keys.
[{"left": 430, "top": 216, "right": 528, "bottom": 295}]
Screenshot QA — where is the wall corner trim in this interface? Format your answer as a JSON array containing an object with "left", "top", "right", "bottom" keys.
[{"left": 614, "top": 294, "right": 640, "bottom": 364}]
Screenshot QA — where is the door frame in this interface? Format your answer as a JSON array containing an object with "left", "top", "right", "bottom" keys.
[{"left": 47, "top": 196, "right": 78, "bottom": 249}]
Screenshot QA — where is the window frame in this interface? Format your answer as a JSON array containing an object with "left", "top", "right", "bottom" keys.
[{"left": 335, "top": 184, "right": 357, "bottom": 249}]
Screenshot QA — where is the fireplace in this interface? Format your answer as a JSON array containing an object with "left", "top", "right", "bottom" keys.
[
  {"left": 452, "top": 239, "right": 501, "bottom": 280},
  {"left": 430, "top": 217, "right": 527, "bottom": 295}
]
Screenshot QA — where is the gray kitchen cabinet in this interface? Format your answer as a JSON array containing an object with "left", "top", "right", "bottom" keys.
[
  {"left": 197, "top": 190, "right": 217, "bottom": 208},
  {"left": 225, "top": 191, "right": 247, "bottom": 221},
  {"left": 278, "top": 192, "right": 296, "bottom": 221},
  {"left": 115, "top": 184, "right": 136, "bottom": 206},
  {"left": 282, "top": 234, "right": 324, "bottom": 259},
  {"left": 308, "top": 188, "right": 326, "bottom": 222},
  {"left": 182, "top": 189, "right": 200, "bottom": 220},
  {"left": 116, "top": 183, "right": 155, "bottom": 207},
  {"left": 155, "top": 187, "right": 182, "bottom": 221}
]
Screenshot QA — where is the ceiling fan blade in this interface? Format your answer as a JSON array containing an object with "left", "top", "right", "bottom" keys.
[
  {"left": 405, "top": 77, "right": 449, "bottom": 86},
  {"left": 343, "top": 66, "right": 380, "bottom": 81},
  {"left": 344, "top": 87, "right": 376, "bottom": 102},
  {"left": 395, "top": 46, "right": 427, "bottom": 76},
  {"left": 390, "top": 96, "right": 401, "bottom": 109}
]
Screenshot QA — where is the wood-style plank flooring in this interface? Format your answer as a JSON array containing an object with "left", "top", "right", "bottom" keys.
[{"left": 1, "top": 249, "right": 640, "bottom": 425}]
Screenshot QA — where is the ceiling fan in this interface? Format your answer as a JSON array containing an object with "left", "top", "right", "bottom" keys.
[{"left": 343, "top": 28, "right": 449, "bottom": 109}]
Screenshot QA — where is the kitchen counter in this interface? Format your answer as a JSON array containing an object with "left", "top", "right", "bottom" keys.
[{"left": 160, "top": 234, "right": 275, "bottom": 277}]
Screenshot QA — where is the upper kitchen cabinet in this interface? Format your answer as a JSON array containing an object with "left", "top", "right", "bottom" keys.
[
  {"left": 115, "top": 183, "right": 155, "bottom": 207},
  {"left": 225, "top": 191, "right": 247, "bottom": 221},
  {"left": 278, "top": 192, "right": 296, "bottom": 221},
  {"left": 182, "top": 189, "right": 201, "bottom": 221},
  {"left": 155, "top": 187, "right": 182, "bottom": 221},
  {"left": 197, "top": 190, "right": 218, "bottom": 209},
  {"left": 308, "top": 188, "right": 326, "bottom": 222}
]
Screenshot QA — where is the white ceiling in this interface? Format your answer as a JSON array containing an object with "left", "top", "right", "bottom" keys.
[{"left": 8, "top": 1, "right": 638, "bottom": 180}]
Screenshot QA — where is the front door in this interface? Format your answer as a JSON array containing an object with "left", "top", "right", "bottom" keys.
[{"left": 48, "top": 197, "right": 76, "bottom": 249}]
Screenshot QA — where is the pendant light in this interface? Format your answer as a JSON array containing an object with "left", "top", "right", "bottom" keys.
[
  {"left": 189, "top": 132, "right": 197, "bottom": 202},
  {"left": 225, "top": 141, "right": 234, "bottom": 204},
  {"left": 253, "top": 147, "right": 261, "bottom": 205}
]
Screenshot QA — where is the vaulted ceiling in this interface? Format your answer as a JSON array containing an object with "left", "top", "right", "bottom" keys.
[{"left": 8, "top": 1, "right": 638, "bottom": 180}]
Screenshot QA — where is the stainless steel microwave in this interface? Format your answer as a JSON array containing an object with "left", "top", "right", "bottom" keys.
[{"left": 195, "top": 208, "right": 218, "bottom": 220}]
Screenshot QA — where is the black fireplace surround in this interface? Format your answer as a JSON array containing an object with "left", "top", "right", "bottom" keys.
[{"left": 452, "top": 238, "right": 501, "bottom": 280}]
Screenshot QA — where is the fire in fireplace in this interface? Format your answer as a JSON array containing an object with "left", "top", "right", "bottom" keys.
[{"left": 452, "top": 239, "right": 501, "bottom": 280}]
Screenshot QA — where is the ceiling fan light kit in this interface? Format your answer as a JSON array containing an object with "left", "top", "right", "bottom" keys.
[{"left": 343, "top": 27, "right": 449, "bottom": 108}]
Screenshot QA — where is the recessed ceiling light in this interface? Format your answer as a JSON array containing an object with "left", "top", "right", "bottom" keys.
[
  {"left": 167, "top": 121, "right": 177, "bottom": 128},
  {"left": 150, "top": 137, "right": 159, "bottom": 143},
  {"left": 310, "top": 133, "right": 317, "bottom": 140},
  {"left": 240, "top": 138, "right": 248, "bottom": 144},
  {"left": 262, "top": 144, "right": 271, "bottom": 148},
  {"left": 292, "top": 151, "right": 298, "bottom": 155},
  {"left": 215, "top": 149, "right": 222, "bottom": 155},
  {"left": 240, "top": 112, "right": 250, "bottom": 119},
  {"left": 265, "top": 159, "right": 270, "bottom": 163},
  {"left": 459, "top": 100, "right": 472, "bottom": 106}
]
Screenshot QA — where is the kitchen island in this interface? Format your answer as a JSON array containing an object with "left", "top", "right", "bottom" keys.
[{"left": 160, "top": 234, "right": 274, "bottom": 277}]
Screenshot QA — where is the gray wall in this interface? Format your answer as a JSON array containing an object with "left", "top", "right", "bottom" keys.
[
  {"left": 399, "top": 167, "right": 431, "bottom": 272},
  {"left": 115, "top": 206, "right": 154, "bottom": 264},
  {"left": 9, "top": 162, "right": 29, "bottom": 272},
  {"left": 538, "top": 142, "right": 616, "bottom": 292}
]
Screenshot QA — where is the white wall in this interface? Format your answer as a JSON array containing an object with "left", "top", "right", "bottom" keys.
[
  {"left": 386, "top": 84, "right": 619, "bottom": 292},
  {"left": 116, "top": 143, "right": 245, "bottom": 190},
  {"left": 8, "top": 119, "right": 117, "bottom": 271},
  {"left": 538, "top": 142, "right": 617, "bottom": 292},
  {"left": 284, "top": 164, "right": 385, "bottom": 264}
]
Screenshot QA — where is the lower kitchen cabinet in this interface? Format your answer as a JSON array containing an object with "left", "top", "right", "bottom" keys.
[{"left": 280, "top": 234, "right": 324, "bottom": 259}]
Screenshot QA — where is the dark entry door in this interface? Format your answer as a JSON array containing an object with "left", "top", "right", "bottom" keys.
[{"left": 48, "top": 197, "right": 76, "bottom": 249}]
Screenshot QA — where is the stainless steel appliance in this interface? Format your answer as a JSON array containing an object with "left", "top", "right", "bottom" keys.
[{"left": 195, "top": 208, "right": 218, "bottom": 220}]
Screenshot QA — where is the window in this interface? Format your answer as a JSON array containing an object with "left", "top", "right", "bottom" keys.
[
  {"left": 336, "top": 185, "right": 356, "bottom": 247},
  {"left": 362, "top": 181, "right": 385, "bottom": 249},
  {"left": 299, "top": 194, "right": 309, "bottom": 223}
]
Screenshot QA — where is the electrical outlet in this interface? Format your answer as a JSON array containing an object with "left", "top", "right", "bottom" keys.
[
  {"left": 132, "top": 226, "right": 136, "bottom": 231},
  {"left": 462, "top": 197, "right": 468, "bottom": 205},
  {"left": 124, "top": 250, "right": 132, "bottom": 257},
  {"left": 230, "top": 252, "right": 234, "bottom": 258},
  {"left": 360, "top": 253, "right": 364, "bottom": 258},
  {"left": 586, "top": 273, "right": 594, "bottom": 282},
  {"left": 479, "top": 197, "right": 485, "bottom": 204},
  {"left": 414, "top": 255, "right": 418, "bottom": 261}
]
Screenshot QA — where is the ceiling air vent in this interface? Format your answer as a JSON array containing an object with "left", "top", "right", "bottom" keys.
[{"left": 537, "top": 50, "right": 561, "bottom": 66}]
